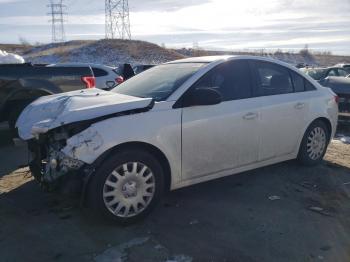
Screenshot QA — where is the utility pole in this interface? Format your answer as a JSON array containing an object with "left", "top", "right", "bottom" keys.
[
  {"left": 105, "top": 0, "right": 131, "bottom": 40},
  {"left": 48, "top": 0, "right": 66, "bottom": 42}
]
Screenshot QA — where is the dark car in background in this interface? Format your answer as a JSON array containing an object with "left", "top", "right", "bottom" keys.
[
  {"left": 319, "top": 76, "right": 350, "bottom": 123},
  {"left": 133, "top": 64, "right": 155, "bottom": 74},
  {"left": 0, "top": 63, "right": 95, "bottom": 133},
  {"left": 301, "top": 67, "right": 349, "bottom": 81}
]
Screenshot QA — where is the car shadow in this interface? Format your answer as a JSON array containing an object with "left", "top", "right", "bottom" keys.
[{"left": 0, "top": 123, "right": 29, "bottom": 176}]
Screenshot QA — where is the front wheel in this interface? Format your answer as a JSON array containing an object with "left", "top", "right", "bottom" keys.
[
  {"left": 87, "top": 149, "right": 164, "bottom": 224},
  {"left": 298, "top": 120, "right": 330, "bottom": 166}
]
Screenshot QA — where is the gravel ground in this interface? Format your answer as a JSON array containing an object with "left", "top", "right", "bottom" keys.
[{"left": 0, "top": 125, "right": 350, "bottom": 262}]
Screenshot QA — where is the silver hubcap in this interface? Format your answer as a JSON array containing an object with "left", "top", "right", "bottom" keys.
[
  {"left": 306, "top": 127, "right": 326, "bottom": 160},
  {"left": 103, "top": 162, "right": 155, "bottom": 218}
]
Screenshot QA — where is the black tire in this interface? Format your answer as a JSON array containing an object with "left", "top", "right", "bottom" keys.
[
  {"left": 87, "top": 148, "right": 164, "bottom": 224},
  {"left": 298, "top": 120, "right": 330, "bottom": 166}
]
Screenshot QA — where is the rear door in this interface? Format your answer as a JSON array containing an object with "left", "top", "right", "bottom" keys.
[
  {"left": 250, "top": 61, "right": 310, "bottom": 161},
  {"left": 181, "top": 60, "right": 261, "bottom": 180}
]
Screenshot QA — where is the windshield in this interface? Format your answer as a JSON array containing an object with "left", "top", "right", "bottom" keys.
[
  {"left": 112, "top": 63, "right": 206, "bottom": 101},
  {"left": 302, "top": 68, "right": 327, "bottom": 80}
]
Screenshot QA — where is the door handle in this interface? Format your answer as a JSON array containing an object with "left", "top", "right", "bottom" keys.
[
  {"left": 243, "top": 112, "right": 258, "bottom": 120},
  {"left": 294, "top": 102, "right": 305, "bottom": 109}
]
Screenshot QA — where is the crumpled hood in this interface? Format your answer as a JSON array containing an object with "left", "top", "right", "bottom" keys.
[{"left": 16, "top": 88, "right": 153, "bottom": 140}]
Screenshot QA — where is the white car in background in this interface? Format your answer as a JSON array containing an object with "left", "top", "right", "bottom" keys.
[
  {"left": 48, "top": 63, "right": 124, "bottom": 90},
  {"left": 18, "top": 56, "right": 338, "bottom": 224}
]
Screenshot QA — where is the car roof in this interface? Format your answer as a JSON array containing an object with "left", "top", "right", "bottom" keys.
[
  {"left": 167, "top": 55, "right": 300, "bottom": 71},
  {"left": 48, "top": 63, "right": 115, "bottom": 69},
  {"left": 167, "top": 55, "right": 234, "bottom": 63}
]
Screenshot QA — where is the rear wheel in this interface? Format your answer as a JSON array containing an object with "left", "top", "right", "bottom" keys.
[
  {"left": 87, "top": 149, "right": 164, "bottom": 224},
  {"left": 298, "top": 120, "right": 330, "bottom": 166}
]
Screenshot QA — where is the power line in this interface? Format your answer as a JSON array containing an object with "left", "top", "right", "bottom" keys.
[
  {"left": 105, "top": 0, "right": 131, "bottom": 40},
  {"left": 47, "top": 0, "right": 67, "bottom": 42}
]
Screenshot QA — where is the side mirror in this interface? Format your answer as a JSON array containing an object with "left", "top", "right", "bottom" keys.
[{"left": 188, "top": 88, "right": 222, "bottom": 106}]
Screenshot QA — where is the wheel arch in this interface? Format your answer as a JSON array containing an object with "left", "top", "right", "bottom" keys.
[
  {"left": 296, "top": 116, "right": 333, "bottom": 155},
  {"left": 311, "top": 117, "right": 333, "bottom": 142},
  {"left": 81, "top": 141, "right": 172, "bottom": 204}
]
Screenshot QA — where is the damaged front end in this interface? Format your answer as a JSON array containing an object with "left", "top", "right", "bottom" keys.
[
  {"left": 17, "top": 89, "right": 155, "bottom": 192},
  {"left": 28, "top": 124, "right": 89, "bottom": 192}
]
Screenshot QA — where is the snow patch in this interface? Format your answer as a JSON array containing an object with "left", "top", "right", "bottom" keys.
[
  {"left": 333, "top": 134, "right": 350, "bottom": 144},
  {"left": 0, "top": 50, "right": 25, "bottom": 64},
  {"left": 94, "top": 237, "right": 149, "bottom": 262}
]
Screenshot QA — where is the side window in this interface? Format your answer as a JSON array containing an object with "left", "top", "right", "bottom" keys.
[
  {"left": 327, "top": 69, "right": 337, "bottom": 77},
  {"left": 192, "top": 60, "right": 252, "bottom": 101},
  {"left": 92, "top": 68, "right": 108, "bottom": 77},
  {"left": 291, "top": 71, "right": 304, "bottom": 92},
  {"left": 305, "top": 79, "right": 316, "bottom": 91},
  {"left": 253, "top": 61, "right": 293, "bottom": 96},
  {"left": 292, "top": 71, "right": 317, "bottom": 92},
  {"left": 338, "top": 69, "right": 348, "bottom": 77}
]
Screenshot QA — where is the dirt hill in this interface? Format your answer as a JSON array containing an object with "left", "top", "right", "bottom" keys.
[
  {"left": 174, "top": 48, "right": 350, "bottom": 67},
  {"left": 0, "top": 39, "right": 186, "bottom": 66},
  {"left": 1, "top": 39, "right": 350, "bottom": 67}
]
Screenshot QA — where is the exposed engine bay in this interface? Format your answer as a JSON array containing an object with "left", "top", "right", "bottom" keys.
[{"left": 28, "top": 125, "right": 87, "bottom": 190}]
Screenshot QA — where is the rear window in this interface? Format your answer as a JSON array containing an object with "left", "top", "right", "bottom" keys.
[
  {"left": 305, "top": 80, "right": 316, "bottom": 91},
  {"left": 291, "top": 72, "right": 305, "bottom": 92},
  {"left": 292, "top": 71, "right": 317, "bottom": 92},
  {"left": 92, "top": 68, "right": 108, "bottom": 77}
]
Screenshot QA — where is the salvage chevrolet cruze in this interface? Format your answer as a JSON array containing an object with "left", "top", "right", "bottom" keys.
[{"left": 17, "top": 56, "right": 338, "bottom": 224}]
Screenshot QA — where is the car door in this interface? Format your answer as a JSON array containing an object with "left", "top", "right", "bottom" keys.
[
  {"left": 181, "top": 60, "right": 261, "bottom": 180},
  {"left": 250, "top": 61, "right": 309, "bottom": 161}
]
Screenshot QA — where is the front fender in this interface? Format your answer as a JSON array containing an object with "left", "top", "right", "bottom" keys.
[{"left": 61, "top": 105, "right": 182, "bottom": 187}]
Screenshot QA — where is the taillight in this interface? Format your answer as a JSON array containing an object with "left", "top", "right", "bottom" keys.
[
  {"left": 116, "top": 76, "right": 124, "bottom": 84},
  {"left": 334, "top": 95, "right": 339, "bottom": 104},
  {"left": 81, "top": 76, "right": 95, "bottom": 88}
]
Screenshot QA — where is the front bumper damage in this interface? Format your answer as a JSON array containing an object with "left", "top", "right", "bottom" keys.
[{"left": 28, "top": 130, "right": 87, "bottom": 192}]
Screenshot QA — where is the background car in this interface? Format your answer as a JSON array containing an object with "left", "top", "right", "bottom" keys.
[
  {"left": 0, "top": 63, "right": 95, "bottom": 135},
  {"left": 300, "top": 67, "right": 349, "bottom": 81},
  {"left": 335, "top": 64, "right": 350, "bottom": 73},
  {"left": 319, "top": 76, "right": 350, "bottom": 124},
  {"left": 18, "top": 56, "right": 338, "bottom": 224},
  {"left": 133, "top": 64, "right": 155, "bottom": 75},
  {"left": 49, "top": 63, "right": 123, "bottom": 90}
]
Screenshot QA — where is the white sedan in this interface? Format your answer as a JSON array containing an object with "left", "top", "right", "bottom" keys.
[
  {"left": 17, "top": 56, "right": 338, "bottom": 224},
  {"left": 48, "top": 63, "right": 124, "bottom": 89}
]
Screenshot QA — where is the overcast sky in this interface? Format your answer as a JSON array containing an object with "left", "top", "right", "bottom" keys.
[{"left": 0, "top": 0, "right": 350, "bottom": 54}]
